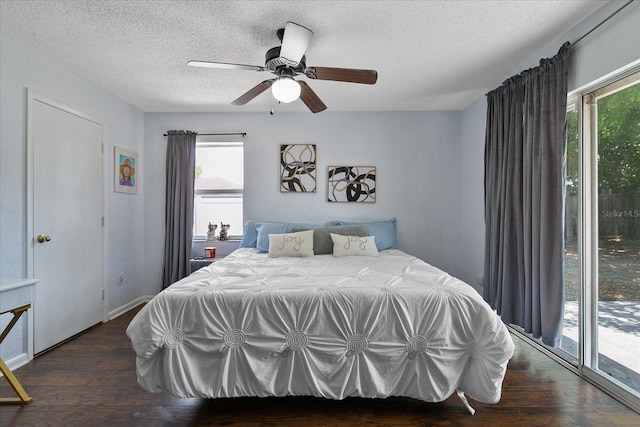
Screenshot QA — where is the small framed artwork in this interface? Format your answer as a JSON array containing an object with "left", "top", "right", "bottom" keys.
[
  {"left": 114, "top": 146, "right": 138, "bottom": 194},
  {"left": 280, "top": 144, "right": 317, "bottom": 192},
  {"left": 327, "top": 166, "right": 376, "bottom": 203}
]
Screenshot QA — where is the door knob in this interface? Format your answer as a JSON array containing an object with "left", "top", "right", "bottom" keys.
[{"left": 36, "top": 234, "right": 51, "bottom": 243}]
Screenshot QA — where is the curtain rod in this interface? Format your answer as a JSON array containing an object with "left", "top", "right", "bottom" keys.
[
  {"left": 163, "top": 132, "right": 246, "bottom": 137},
  {"left": 571, "top": 0, "right": 634, "bottom": 48}
]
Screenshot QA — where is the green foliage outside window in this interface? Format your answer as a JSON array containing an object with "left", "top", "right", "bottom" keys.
[
  {"left": 565, "top": 83, "right": 640, "bottom": 194},
  {"left": 597, "top": 83, "right": 640, "bottom": 193}
]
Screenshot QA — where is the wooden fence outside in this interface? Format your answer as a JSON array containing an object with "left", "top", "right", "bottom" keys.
[{"left": 565, "top": 190, "right": 640, "bottom": 240}]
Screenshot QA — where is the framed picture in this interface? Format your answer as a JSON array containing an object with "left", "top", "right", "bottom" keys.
[
  {"left": 327, "top": 166, "right": 376, "bottom": 203},
  {"left": 280, "top": 144, "right": 317, "bottom": 192},
  {"left": 114, "top": 146, "right": 138, "bottom": 194}
]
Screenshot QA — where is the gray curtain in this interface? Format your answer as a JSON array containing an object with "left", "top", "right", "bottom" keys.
[
  {"left": 162, "top": 130, "right": 197, "bottom": 288},
  {"left": 484, "top": 43, "right": 570, "bottom": 347}
]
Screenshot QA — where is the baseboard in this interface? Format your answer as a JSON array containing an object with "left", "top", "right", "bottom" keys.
[
  {"left": 0, "top": 353, "right": 29, "bottom": 376},
  {"left": 108, "top": 296, "right": 153, "bottom": 320}
]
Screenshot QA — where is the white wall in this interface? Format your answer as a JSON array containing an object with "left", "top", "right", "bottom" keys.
[
  {"left": 458, "top": 1, "right": 640, "bottom": 290},
  {"left": 143, "top": 111, "right": 463, "bottom": 296},
  {"left": 459, "top": 97, "right": 487, "bottom": 288},
  {"left": 0, "top": 33, "right": 145, "bottom": 361}
]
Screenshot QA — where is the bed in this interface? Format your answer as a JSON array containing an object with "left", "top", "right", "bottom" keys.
[{"left": 127, "top": 225, "right": 514, "bottom": 415}]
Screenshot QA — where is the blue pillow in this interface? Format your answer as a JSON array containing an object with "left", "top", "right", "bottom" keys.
[
  {"left": 328, "top": 218, "right": 397, "bottom": 250},
  {"left": 256, "top": 223, "right": 289, "bottom": 253},
  {"left": 239, "top": 220, "right": 258, "bottom": 248},
  {"left": 240, "top": 220, "right": 280, "bottom": 248}
]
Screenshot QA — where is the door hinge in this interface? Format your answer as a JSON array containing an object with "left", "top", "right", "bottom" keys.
[
  {"left": 102, "top": 289, "right": 105, "bottom": 300},
  {"left": 101, "top": 216, "right": 104, "bottom": 226},
  {"left": 101, "top": 143, "right": 104, "bottom": 154}
]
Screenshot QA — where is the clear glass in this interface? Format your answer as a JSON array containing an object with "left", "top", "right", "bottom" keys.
[
  {"left": 562, "top": 102, "right": 580, "bottom": 359},
  {"left": 595, "top": 81, "right": 640, "bottom": 392},
  {"left": 195, "top": 144, "right": 244, "bottom": 187},
  {"left": 194, "top": 195, "right": 243, "bottom": 238},
  {"left": 194, "top": 143, "right": 244, "bottom": 238}
]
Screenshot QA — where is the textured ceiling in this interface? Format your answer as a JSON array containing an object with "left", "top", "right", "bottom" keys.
[{"left": 0, "top": 0, "right": 607, "bottom": 113}]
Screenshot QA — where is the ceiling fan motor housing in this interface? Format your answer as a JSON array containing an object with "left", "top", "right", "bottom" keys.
[{"left": 265, "top": 47, "right": 306, "bottom": 73}]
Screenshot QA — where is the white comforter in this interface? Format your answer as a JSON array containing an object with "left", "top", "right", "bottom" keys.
[{"left": 127, "top": 249, "right": 514, "bottom": 406}]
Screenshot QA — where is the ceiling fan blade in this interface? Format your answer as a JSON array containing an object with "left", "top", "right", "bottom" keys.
[
  {"left": 305, "top": 67, "right": 378, "bottom": 85},
  {"left": 279, "top": 22, "right": 313, "bottom": 67},
  {"left": 298, "top": 81, "right": 327, "bottom": 113},
  {"left": 188, "top": 60, "right": 266, "bottom": 72},
  {"left": 232, "top": 80, "right": 274, "bottom": 105}
]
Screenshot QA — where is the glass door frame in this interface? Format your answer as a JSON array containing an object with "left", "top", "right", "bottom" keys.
[{"left": 551, "top": 66, "right": 640, "bottom": 412}]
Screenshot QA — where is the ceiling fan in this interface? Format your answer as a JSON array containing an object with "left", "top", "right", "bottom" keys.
[{"left": 187, "top": 22, "right": 378, "bottom": 113}]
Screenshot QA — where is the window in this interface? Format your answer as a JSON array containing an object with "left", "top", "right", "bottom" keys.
[
  {"left": 560, "top": 68, "right": 640, "bottom": 409},
  {"left": 562, "top": 98, "right": 580, "bottom": 359},
  {"left": 193, "top": 140, "right": 243, "bottom": 239}
]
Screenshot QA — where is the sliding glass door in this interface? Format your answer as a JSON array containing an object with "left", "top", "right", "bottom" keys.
[
  {"left": 561, "top": 69, "right": 640, "bottom": 408},
  {"left": 562, "top": 99, "right": 580, "bottom": 359}
]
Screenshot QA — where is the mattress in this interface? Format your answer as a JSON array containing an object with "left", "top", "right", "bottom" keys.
[{"left": 127, "top": 248, "right": 514, "bottom": 411}]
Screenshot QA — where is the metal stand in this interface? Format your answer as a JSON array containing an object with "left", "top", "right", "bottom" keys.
[{"left": 0, "top": 304, "right": 33, "bottom": 404}]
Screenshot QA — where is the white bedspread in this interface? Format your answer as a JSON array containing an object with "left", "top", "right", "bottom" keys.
[{"left": 127, "top": 248, "right": 514, "bottom": 405}]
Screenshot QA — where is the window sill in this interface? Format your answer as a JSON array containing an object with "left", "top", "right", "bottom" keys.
[{"left": 192, "top": 237, "right": 242, "bottom": 243}]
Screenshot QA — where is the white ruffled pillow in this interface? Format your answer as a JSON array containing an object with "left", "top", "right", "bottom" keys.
[
  {"left": 268, "top": 230, "right": 314, "bottom": 257},
  {"left": 330, "top": 234, "right": 379, "bottom": 257}
]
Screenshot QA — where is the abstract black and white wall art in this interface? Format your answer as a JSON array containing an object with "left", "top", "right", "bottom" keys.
[
  {"left": 327, "top": 166, "right": 376, "bottom": 203},
  {"left": 280, "top": 144, "right": 317, "bottom": 192}
]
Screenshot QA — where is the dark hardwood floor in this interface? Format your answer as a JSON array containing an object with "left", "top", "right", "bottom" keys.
[{"left": 1, "top": 304, "right": 638, "bottom": 426}]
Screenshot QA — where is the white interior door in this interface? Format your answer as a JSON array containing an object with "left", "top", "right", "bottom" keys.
[{"left": 29, "top": 95, "right": 104, "bottom": 354}]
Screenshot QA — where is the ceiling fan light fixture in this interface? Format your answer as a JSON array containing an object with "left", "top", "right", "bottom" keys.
[{"left": 271, "top": 76, "right": 301, "bottom": 103}]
